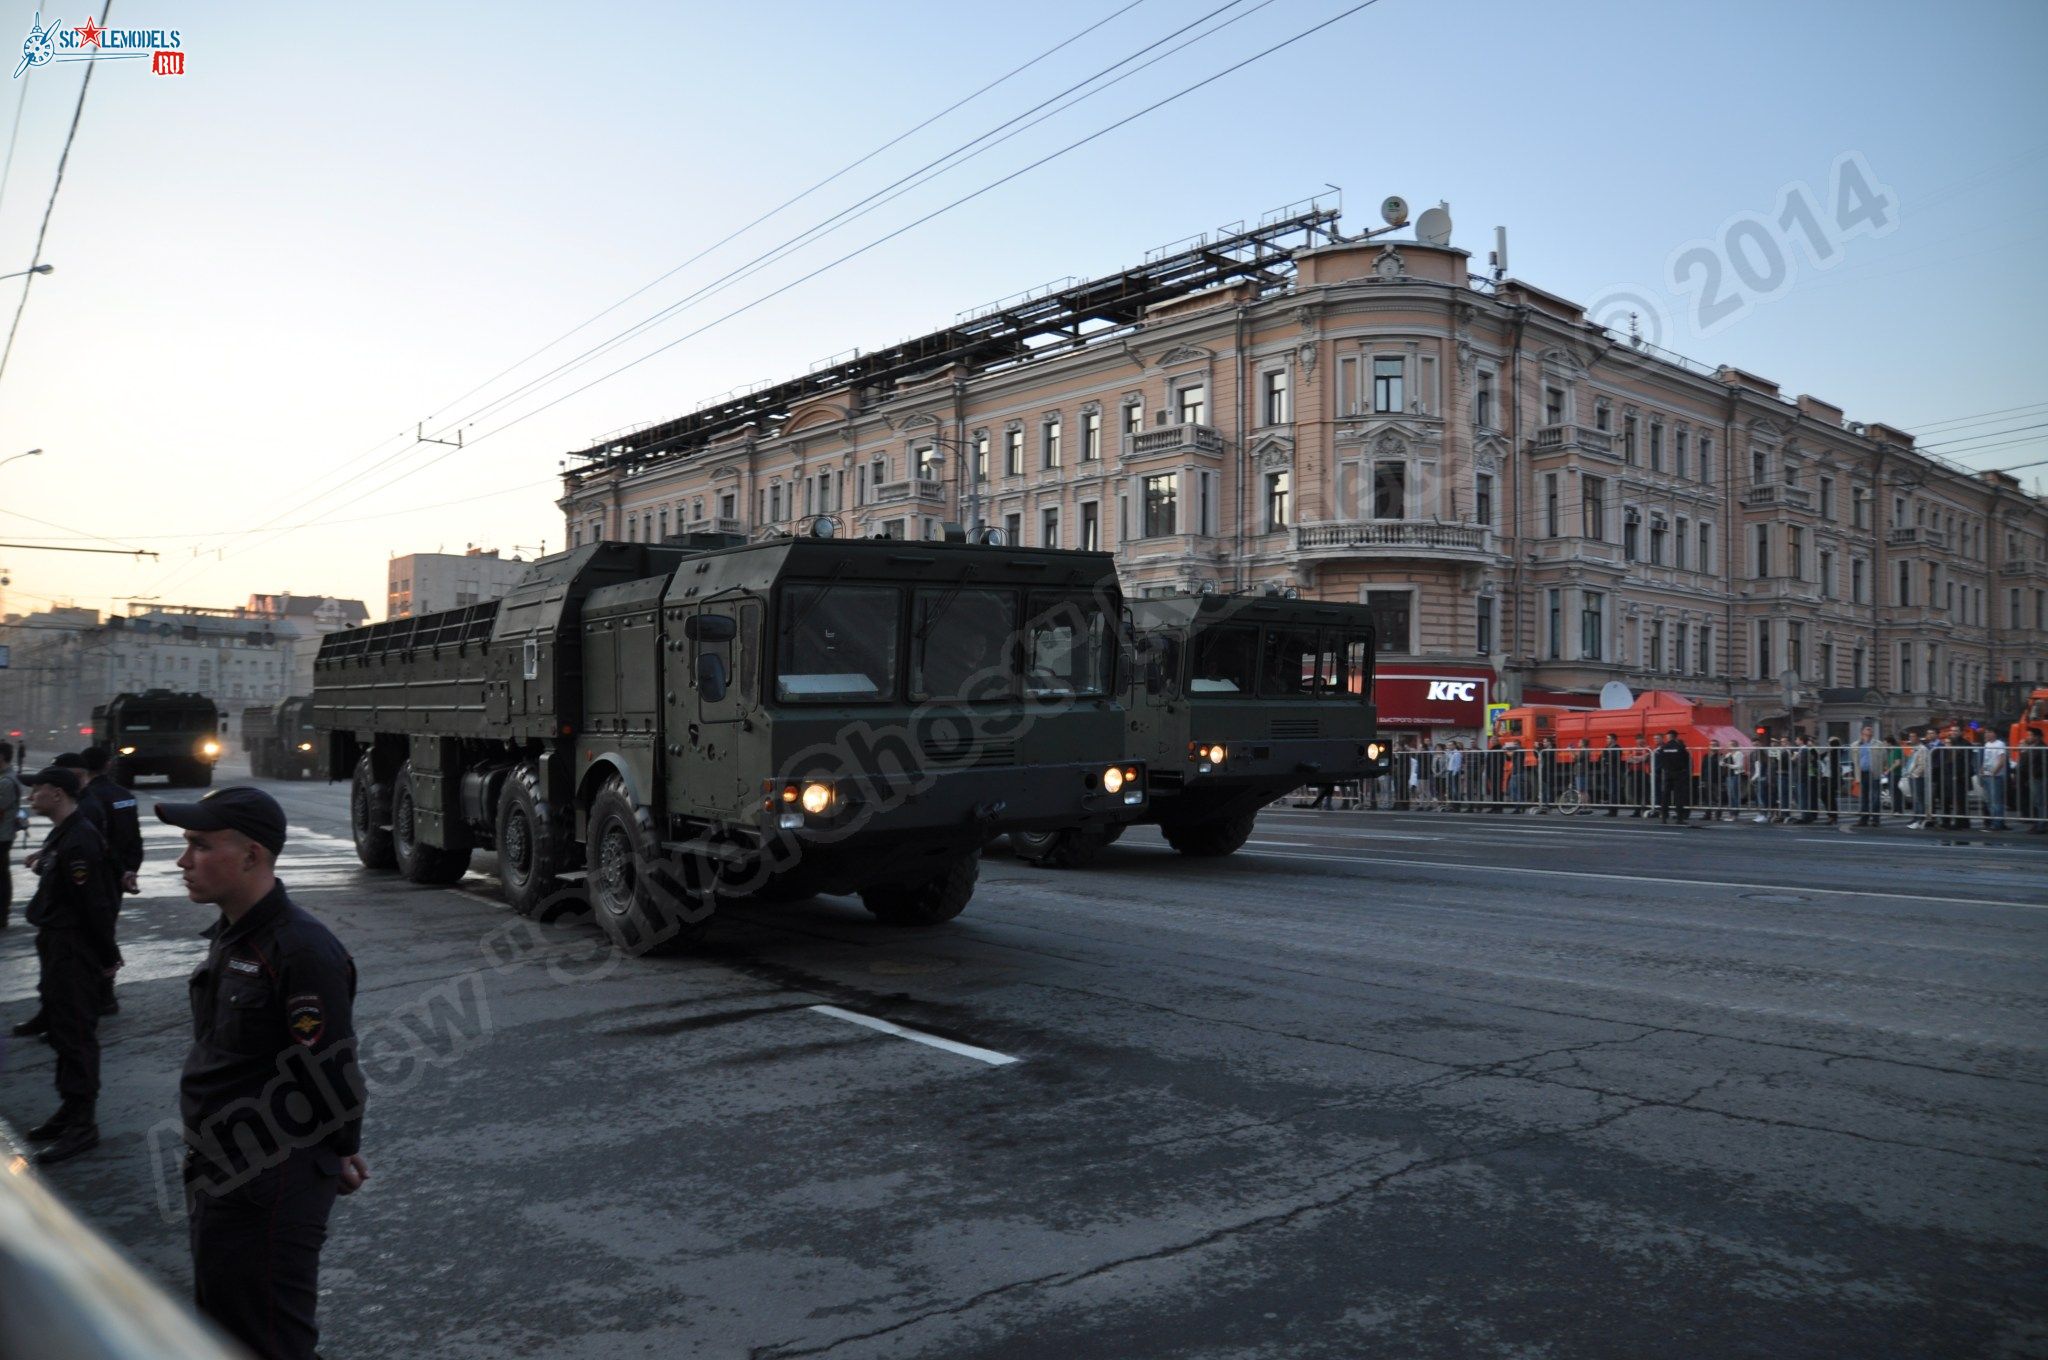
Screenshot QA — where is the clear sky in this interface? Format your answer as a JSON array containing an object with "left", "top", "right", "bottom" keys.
[{"left": 0, "top": 0, "right": 2042, "bottom": 621}]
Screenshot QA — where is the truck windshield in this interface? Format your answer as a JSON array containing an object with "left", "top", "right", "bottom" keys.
[
  {"left": 1189, "top": 625, "right": 1258, "bottom": 694},
  {"left": 911, "top": 588, "right": 1017, "bottom": 701},
  {"left": 777, "top": 585, "right": 901, "bottom": 703},
  {"left": 1023, "top": 593, "right": 1112, "bottom": 698}
]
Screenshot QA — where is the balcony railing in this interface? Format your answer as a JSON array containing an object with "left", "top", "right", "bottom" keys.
[
  {"left": 870, "top": 478, "right": 947, "bottom": 505},
  {"left": 1293, "top": 520, "right": 1490, "bottom": 557},
  {"left": 1124, "top": 422, "right": 1225, "bottom": 459},
  {"left": 682, "top": 517, "right": 745, "bottom": 536},
  {"left": 1997, "top": 556, "right": 2048, "bottom": 580},
  {"left": 1529, "top": 424, "right": 1616, "bottom": 458},
  {"left": 1744, "top": 576, "right": 1822, "bottom": 602},
  {"left": 1886, "top": 525, "right": 1947, "bottom": 549},
  {"left": 1741, "top": 483, "right": 1815, "bottom": 511}
]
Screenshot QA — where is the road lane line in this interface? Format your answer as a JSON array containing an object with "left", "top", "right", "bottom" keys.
[
  {"left": 808, "top": 1005, "right": 1018, "bottom": 1066},
  {"left": 1236, "top": 848, "right": 2047, "bottom": 911}
]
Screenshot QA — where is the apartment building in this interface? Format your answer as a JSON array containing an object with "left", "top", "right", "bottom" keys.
[
  {"left": 386, "top": 547, "right": 534, "bottom": 620},
  {"left": 556, "top": 203, "right": 2047, "bottom": 737}
]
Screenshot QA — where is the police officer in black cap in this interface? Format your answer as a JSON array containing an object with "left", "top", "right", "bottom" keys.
[
  {"left": 78, "top": 745, "right": 141, "bottom": 1014},
  {"left": 160, "top": 785, "right": 368, "bottom": 1360},
  {"left": 13, "top": 751, "right": 121, "bottom": 1037},
  {"left": 15, "top": 765, "right": 120, "bottom": 1165}
]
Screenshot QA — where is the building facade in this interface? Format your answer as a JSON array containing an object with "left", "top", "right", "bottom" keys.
[
  {"left": 386, "top": 547, "right": 534, "bottom": 620},
  {"left": 556, "top": 208, "right": 2048, "bottom": 738}
]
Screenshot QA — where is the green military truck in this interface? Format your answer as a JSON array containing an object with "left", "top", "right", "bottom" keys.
[
  {"left": 314, "top": 535, "right": 1145, "bottom": 951},
  {"left": 244, "top": 696, "right": 320, "bottom": 780},
  {"left": 94, "top": 689, "right": 221, "bottom": 787},
  {"left": 1011, "top": 594, "right": 1382, "bottom": 866}
]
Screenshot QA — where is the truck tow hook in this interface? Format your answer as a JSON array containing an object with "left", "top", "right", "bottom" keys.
[{"left": 969, "top": 800, "right": 1008, "bottom": 827}]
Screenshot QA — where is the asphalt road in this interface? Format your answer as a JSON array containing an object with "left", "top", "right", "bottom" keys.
[{"left": 3, "top": 766, "right": 2044, "bottom": 1359}]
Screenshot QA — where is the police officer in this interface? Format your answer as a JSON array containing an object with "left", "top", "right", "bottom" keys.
[
  {"left": 78, "top": 745, "right": 141, "bottom": 1014},
  {"left": 159, "top": 786, "right": 368, "bottom": 1360},
  {"left": 1654, "top": 730, "right": 1692, "bottom": 825},
  {"left": 13, "top": 751, "right": 119, "bottom": 1038},
  {"left": 16, "top": 765, "right": 119, "bottom": 1166}
]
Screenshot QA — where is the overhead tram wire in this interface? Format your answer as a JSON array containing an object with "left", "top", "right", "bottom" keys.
[
  {"left": 0, "top": 69, "right": 32, "bottom": 223},
  {"left": 0, "top": 0, "right": 110, "bottom": 393},
  {"left": 158, "top": 0, "right": 1391, "bottom": 580},
  {"left": 426, "top": 0, "right": 1274, "bottom": 440},
  {"left": 1907, "top": 399, "right": 2048, "bottom": 435},
  {"left": 421, "top": 0, "right": 1154, "bottom": 426},
  {"left": 162, "top": 0, "right": 1254, "bottom": 579}
]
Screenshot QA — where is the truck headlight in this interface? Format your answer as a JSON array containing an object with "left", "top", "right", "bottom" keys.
[
  {"left": 1102, "top": 766, "right": 1125, "bottom": 794},
  {"left": 201, "top": 740, "right": 221, "bottom": 757},
  {"left": 799, "top": 782, "right": 834, "bottom": 815},
  {"left": 297, "top": 742, "right": 314, "bottom": 752},
  {"left": 1366, "top": 742, "right": 1384, "bottom": 761},
  {"left": 1204, "top": 744, "right": 1226, "bottom": 764},
  {"left": 118, "top": 745, "right": 136, "bottom": 756}
]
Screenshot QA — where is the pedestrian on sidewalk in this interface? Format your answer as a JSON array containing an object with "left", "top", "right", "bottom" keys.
[
  {"left": 1598, "top": 735, "right": 1623, "bottom": 816},
  {"left": 1980, "top": 730, "right": 2011, "bottom": 831},
  {"left": 78, "top": 746, "right": 141, "bottom": 1015},
  {"left": 2019, "top": 729, "right": 2047, "bottom": 832},
  {"left": 1654, "top": 730, "right": 1691, "bottom": 824},
  {"left": 1722, "top": 744, "right": 1746, "bottom": 822},
  {"left": 1904, "top": 731, "right": 1931, "bottom": 828},
  {"left": 1852, "top": 725, "right": 1882, "bottom": 827}
]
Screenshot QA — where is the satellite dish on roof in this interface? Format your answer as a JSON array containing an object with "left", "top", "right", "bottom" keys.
[
  {"left": 1599, "top": 680, "right": 1634, "bottom": 710},
  {"left": 1415, "top": 204, "right": 1452, "bottom": 246},
  {"left": 1379, "top": 195, "right": 1409, "bottom": 227}
]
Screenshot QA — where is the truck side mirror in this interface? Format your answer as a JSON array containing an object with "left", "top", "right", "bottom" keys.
[
  {"left": 683, "top": 614, "right": 737, "bottom": 642},
  {"left": 696, "top": 652, "right": 729, "bottom": 702}
]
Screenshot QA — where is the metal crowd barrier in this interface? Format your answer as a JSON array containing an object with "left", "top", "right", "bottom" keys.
[
  {"left": 0, "top": 1117, "right": 241, "bottom": 1359},
  {"left": 1294, "top": 745, "right": 2048, "bottom": 829}
]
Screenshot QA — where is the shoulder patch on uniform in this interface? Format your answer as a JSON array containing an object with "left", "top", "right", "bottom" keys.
[
  {"left": 287, "top": 993, "right": 324, "bottom": 1047},
  {"left": 226, "top": 956, "right": 262, "bottom": 976},
  {"left": 68, "top": 859, "right": 89, "bottom": 885},
  {"left": 112, "top": 798, "right": 136, "bottom": 810}
]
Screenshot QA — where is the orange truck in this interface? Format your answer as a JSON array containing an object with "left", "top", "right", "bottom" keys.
[
  {"left": 2007, "top": 687, "right": 2048, "bottom": 748},
  {"left": 1490, "top": 690, "right": 1753, "bottom": 775}
]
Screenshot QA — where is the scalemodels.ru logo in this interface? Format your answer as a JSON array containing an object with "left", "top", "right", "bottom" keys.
[{"left": 15, "top": 11, "right": 184, "bottom": 78}]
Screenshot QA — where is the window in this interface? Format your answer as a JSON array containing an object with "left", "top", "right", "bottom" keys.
[
  {"left": 1675, "top": 429, "right": 1689, "bottom": 479},
  {"left": 1623, "top": 415, "right": 1639, "bottom": 464},
  {"left": 1675, "top": 516, "right": 1689, "bottom": 570},
  {"left": 1650, "top": 620, "right": 1665, "bottom": 672},
  {"left": 1582, "top": 476, "right": 1607, "bottom": 541},
  {"left": 1788, "top": 621, "right": 1805, "bottom": 676},
  {"left": 2014, "top": 588, "right": 2024, "bottom": 630},
  {"left": 1475, "top": 473, "right": 1493, "bottom": 529},
  {"left": 1177, "top": 384, "right": 1207, "bottom": 426},
  {"left": 1701, "top": 624, "right": 1714, "bottom": 677},
  {"left": 1819, "top": 477, "right": 1835, "bottom": 520},
  {"left": 1852, "top": 646, "right": 1866, "bottom": 689},
  {"left": 1897, "top": 560, "right": 1911, "bottom": 606},
  {"left": 1143, "top": 473, "right": 1178, "bottom": 537},
  {"left": 1262, "top": 370, "right": 1291, "bottom": 425},
  {"left": 1123, "top": 403, "right": 1144, "bottom": 441},
  {"left": 1819, "top": 549, "right": 1834, "bottom": 598},
  {"left": 1594, "top": 400, "right": 1611, "bottom": 432},
  {"left": 777, "top": 585, "right": 901, "bottom": 703},
  {"left": 1752, "top": 447, "right": 1768, "bottom": 484},
  {"left": 1544, "top": 473, "right": 1560, "bottom": 537},
  {"left": 1699, "top": 436, "right": 1714, "bottom": 485},
  {"left": 1650, "top": 515, "right": 1668, "bottom": 566},
  {"left": 1337, "top": 354, "right": 1360, "bottom": 415},
  {"left": 1898, "top": 642, "right": 1914, "bottom": 692},
  {"left": 1543, "top": 385, "right": 1564, "bottom": 425},
  {"left": 1367, "top": 591, "right": 1412, "bottom": 654},
  {"left": 1547, "top": 589, "right": 1563, "bottom": 659},
  {"left": 1675, "top": 625, "right": 1689, "bottom": 676},
  {"left": 1789, "top": 526, "right": 1805, "bottom": 580},
  {"left": 1373, "top": 462, "right": 1407, "bottom": 520},
  {"left": 1475, "top": 371, "right": 1495, "bottom": 429},
  {"left": 1004, "top": 512, "right": 1022, "bottom": 545},
  {"left": 1080, "top": 501, "right": 1100, "bottom": 551},
  {"left": 659, "top": 508, "right": 669, "bottom": 539},
  {"left": 1043, "top": 419, "right": 1061, "bottom": 470},
  {"left": 1649, "top": 422, "right": 1664, "bottom": 472},
  {"left": 1476, "top": 596, "right": 1494, "bottom": 656},
  {"left": 1265, "top": 471, "right": 1291, "bottom": 532},
  {"left": 907, "top": 588, "right": 1017, "bottom": 703},
  {"left": 1756, "top": 620, "right": 1772, "bottom": 680},
  {"left": 1852, "top": 486, "right": 1868, "bottom": 529},
  {"left": 1005, "top": 429, "right": 1023, "bottom": 476},
  {"left": 1624, "top": 508, "right": 1641, "bottom": 561},
  {"left": 1374, "top": 358, "right": 1406, "bottom": 414},
  {"left": 1581, "top": 591, "right": 1605, "bottom": 660},
  {"left": 1082, "top": 411, "right": 1101, "bottom": 462},
  {"left": 1819, "top": 641, "right": 1834, "bottom": 685},
  {"left": 1754, "top": 524, "right": 1770, "bottom": 579},
  {"left": 1040, "top": 507, "right": 1060, "bottom": 547},
  {"left": 1852, "top": 558, "right": 1866, "bottom": 604},
  {"left": 974, "top": 432, "right": 989, "bottom": 482}
]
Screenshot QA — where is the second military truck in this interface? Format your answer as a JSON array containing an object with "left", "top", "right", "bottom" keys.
[
  {"left": 243, "top": 696, "right": 321, "bottom": 780},
  {"left": 94, "top": 689, "right": 221, "bottom": 787},
  {"left": 314, "top": 534, "right": 1145, "bottom": 950}
]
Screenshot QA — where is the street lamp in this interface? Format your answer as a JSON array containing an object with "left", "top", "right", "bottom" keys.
[
  {"left": 0, "top": 264, "right": 53, "bottom": 281},
  {"left": 0, "top": 448, "right": 42, "bottom": 473}
]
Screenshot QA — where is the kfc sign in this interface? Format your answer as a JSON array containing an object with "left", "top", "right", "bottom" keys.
[{"left": 1376, "top": 669, "right": 1493, "bottom": 728}]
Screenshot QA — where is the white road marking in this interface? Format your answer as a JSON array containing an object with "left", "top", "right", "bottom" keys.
[
  {"left": 808, "top": 1005, "right": 1018, "bottom": 1066},
  {"left": 1237, "top": 848, "right": 2046, "bottom": 912}
]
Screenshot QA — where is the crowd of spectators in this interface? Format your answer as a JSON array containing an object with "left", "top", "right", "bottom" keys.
[{"left": 1321, "top": 725, "right": 2048, "bottom": 831}]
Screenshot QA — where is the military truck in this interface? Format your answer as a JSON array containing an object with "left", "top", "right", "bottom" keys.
[
  {"left": 1010, "top": 594, "right": 1382, "bottom": 866},
  {"left": 314, "top": 535, "right": 1145, "bottom": 951},
  {"left": 94, "top": 689, "right": 221, "bottom": 787},
  {"left": 244, "top": 696, "right": 320, "bottom": 780}
]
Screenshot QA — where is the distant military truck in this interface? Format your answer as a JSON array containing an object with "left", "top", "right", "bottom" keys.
[
  {"left": 94, "top": 689, "right": 220, "bottom": 787},
  {"left": 1011, "top": 594, "right": 1382, "bottom": 866},
  {"left": 244, "top": 696, "right": 320, "bottom": 780},
  {"left": 314, "top": 534, "right": 1145, "bottom": 951}
]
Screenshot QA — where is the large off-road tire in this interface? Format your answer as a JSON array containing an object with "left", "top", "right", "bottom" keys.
[
  {"left": 351, "top": 756, "right": 397, "bottom": 871},
  {"left": 391, "top": 760, "right": 471, "bottom": 885},
  {"left": 496, "top": 763, "right": 581, "bottom": 921},
  {"left": 586, "top": 776, "right": 710, "bottom": 954},
  {"left": 860, "top": 852, "right": 978, "bottom": 926},
  {"left": 1160, "top": 809, "right": 1258, "bottom": 858},
  {"left": 1011, "top": 825, "right": 1116, "bottom": 870}
]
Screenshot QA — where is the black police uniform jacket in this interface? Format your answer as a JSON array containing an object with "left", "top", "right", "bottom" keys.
[
  {"left": 25, "top": 813, "right": 119, "bottom": 967},
  {"left": 182, "top": 881, "right": 366, "bottom": 1177},
  {"left": 80, "top": 777, "right": 143, "bottom": 875}
]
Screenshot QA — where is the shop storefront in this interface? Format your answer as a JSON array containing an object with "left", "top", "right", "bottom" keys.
[{"left": 1374, "top": 665, "right": 1496, "bottom": 736}]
